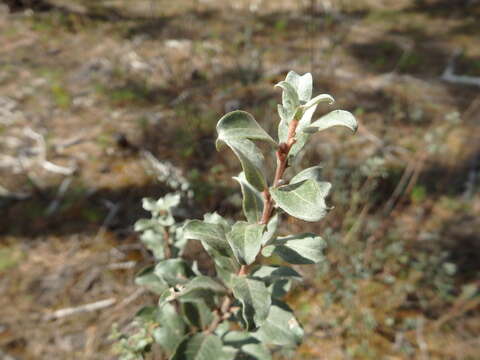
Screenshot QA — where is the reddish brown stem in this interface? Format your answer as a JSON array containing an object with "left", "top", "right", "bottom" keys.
[{"left": 259, "top": 118, "right": 300, "bottom": 225}]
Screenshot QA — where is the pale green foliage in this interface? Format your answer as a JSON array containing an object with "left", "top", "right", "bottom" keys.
[{"left": 113, "top": 71, "right": 356, "bottom": 359}]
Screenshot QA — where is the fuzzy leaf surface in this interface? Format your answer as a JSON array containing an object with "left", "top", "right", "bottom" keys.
[
  {"left": 290, "top": 165, "right": 323, "bottom": 184},
  {"left": 275, "top": 80, "right": 300, "bottom": 112},
  {"left": 284, "top": 71, "right": 312, "bottom": 103},
  {"left": 152, "top": 303, "right": 186, "bottom": 353},
  {"left": 254, "top": 300, "right": 303, "bottom": 347},
  {"left": 270, "top": 179, "right": 331, "bottom": 222},
  {"left": 171, "top": 333, "right": 224, "bottom": 360},
  {"left": 218, "top": 138, "right": 267, "bottom": 191},
  {"left": 305, "top": 110, "right": 357, "bottom": 134},
  {"left": 251, "top": 265, "right": 302, "bottom": 282},
  {"left": 216, "top": 110, "right": 276, "bottom": 146},
  {"left": 183, "top": 220, "right": 232, "bottom": 257},
  {"left": 154, "top": 259, "right": 192, "bottom": 286},
  {"left": 135, "top": 266, "right": 168, "bottom": 295},
  {"left": 233, "top": 172, "right": 264, "bottom": 223},
  {"left": 266, "top": 233, "right": 326, "bottom": 264},
  {"left": 231, "top": 275, "right": 271, "bottom": 330},
  {"left": 227, "top": 222, "right": 265, "bottom": 265}
]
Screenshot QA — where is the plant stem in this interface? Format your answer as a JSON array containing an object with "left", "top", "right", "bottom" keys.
[
  {"left": 260, "top": 117, "right": 300, "bottom": 225},
  {"left": 208, "top": 114, "right": 301, "bottom": 332},
  {"left": 163, "top": 227, "right": 172, "bottom": 259},
  {"left": 206, "top": 296, "right": 233, "bottom": 333}
]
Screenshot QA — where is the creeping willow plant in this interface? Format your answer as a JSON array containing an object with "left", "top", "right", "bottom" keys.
[{"left": 113, "top": 71, "right": 357, "bottom": 359}]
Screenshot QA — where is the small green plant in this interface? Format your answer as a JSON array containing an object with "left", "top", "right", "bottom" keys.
[{"left": 113, "top": 71, "right": 357, "bottom": 359}]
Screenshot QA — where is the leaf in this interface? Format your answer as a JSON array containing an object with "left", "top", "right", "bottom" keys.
[
  {"left": 153, "top": 303, "right": 186, "bottom": 353},
  {"left": 261, "top": 213, "right": 279, "bottom": 246},
  {"left": 142, "top": 193, "right": 181, "bottom": 214},
  {"left": 177, "top": 276, "right": 227, "bottom": 303},
  {"left": 270, "top": 179, "right": 331, "bottom": 222},
  {"left": 171, "top": 333, "right": 224, "bottom": 360},
  {"left": 242, "top": 343, "right": 272, "bottom": 360},
  {"left": 222, "top": 331, "right": 259, "bottom": 347},
  {"left": 305, "top": 110, "right": 358, "bottom": 134},
  {"left": 233, "top": 172, "right": 264, "bottom": 223},
  {"left": 251, "top": 266, "right": 302, "bottom": 282},
  {"left": 216, "top": 110, "right": 276, "bottom": 147},
  {"left": 254, "top": 300, "right": 303, "bottom": 347},
  {"left": 139, "top": 229, "right": 165, "bottom": 259},
  {"left": 135, "top": 266, "right": 168, "bottom": 295},
  {"left": 218, "top": 138, "right": 267, "bottom": 191},
  {"left": 275, "top": 81, "right": 300, "bottom": 112},
  {"left": 269, "top": 233, "right": 326, "bottom": 264},
  {"left": 184, "top": 220, "right": 233, "bottom": 257},
  {"left": 203, "top": 212, "right": 231, "bottom": 231},
  {"left": 154, "top": 259, "right": 193, "bottom": 286},
  {"left": 182, "top": 301, "right": 214, "bottom": 329},
  {"left": 284, "top": 71, "right": 312, "bottom": 103},
  {"left": 268, "top": 279, "right": 292, "bottom": 299},
  {"left": 231, "top": 275, "right": 271, "bottom": 330},
  {"left": 227, "top": 222, "right": 265, "bottom": 265},
  {"left": 222, "top": 332, "right": 271, "bottom": 360},
  {"left": 300, "top": 93, "right": 334, "bottom": 111},
  {"left": 290, "top": 165, "right": 323, "bottom": 184}
]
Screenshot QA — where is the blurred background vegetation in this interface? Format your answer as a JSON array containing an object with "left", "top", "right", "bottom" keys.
[{"left": 0, "top": 0, "right": 479, "bottom": 359}]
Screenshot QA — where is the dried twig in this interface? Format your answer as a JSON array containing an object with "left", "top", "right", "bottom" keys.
[
  {"left": 46, "top": 177, "right": 73, "bottom": 215},
  {"left": 442, "top": 51, "right": 480, "bottom": 87},
  {"left": 45, "top": 298, "right": 117, "bottom": 320}
]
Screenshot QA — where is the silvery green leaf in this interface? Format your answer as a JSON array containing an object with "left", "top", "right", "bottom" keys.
[
  {"left": 251, "top": 266, "right": 302, "bottom": 282},
  {"left": 231, "top": 275, "right": 271, "bottom": 330},
  {"left": 300, "top": 93, "right": 334, "bottom": 111},
  {"left": 153, "top": 303, "right": 186, "bottom": 352},
  {"left": 270, "top": 179, "right": 331, "bottom": 222},
  {"left": 140, "top": 229, "right": 165, "bottom": 259},
  {"left": 216, "top": 110, "right": 276, "bottom": 146},
  {"left": 181, "top": 300, "right": 214, "bottom": 329},
  {"left": 227, "top": 222, "right": 265, "bottom": 265},
  {"left": 135, "top": 266, "right": 168, "bottom": 295},
  {"left": 142, "top": 193, "right": 181, "bottom": 214},
  {"left": 268, "top": 279, "right": 292, "bottom": 299},
  {"left": 285, "top": 71, "right": 313, "bottom": 102},
  {"left": 277, "top": 104, "right": 294, "bottom": 124},
  {"left": 134, "top": 218, "right": 158, "bottom": 232},
  {"left": 217, "top": 138, "right": 267, "bottom": 191},
  {"left": 233, "top": 172, "right": 264, "bottom": 223},
  {"left": 305, "top": 110, "right": 358, "bottom": 134},
  {"left": 171, "top": 333, "right": 223, "bottom": 360},
  {"left": 222, "top": 331, "right": 259, "bottom": 347},
  {"left": 261, "top": 245, "right": 275, "bottom": 258},
  {"left": 203, "top": 212, "right": 231, "bottom": 230},
  {"left": 277, "top": 118, "right": 289, "bottom": 144},
  {"left": 135, "top": 306, "right": 158, "bottom": 321},
  {"left": 261, "top": 213, "right": 279, "bottom": 246},
  {"left": 184, "top": 220, "right": 233, "bottom": 257},
  {"left": 172, "top": 225, "right": 189, "bottom": 256},
  {"left": 214, "top": 255, "right": 240, "bottom": 287},
  {"left": 270, "top": 233, "right": 326, "bottom": 264},
  {"left": 275, "top": 81, "right": 300, "bottom": 112},
  {"left": 220, "top": 346, "right": 238, "bottom": 360},
  {"left": 242, "top": 343, "right": 272, "bottom": 360},
  {"left": 154, "top": 259, "right": 193, "bottom": 286},
  {"left": 180, "top": 276, "right": 227, "bottom": 298},
  {"left": 290, "top": 165, "right": 323, "bottom": 184},
  {"left": 254, "top": 300, "right": 303, "bottom": 347}
]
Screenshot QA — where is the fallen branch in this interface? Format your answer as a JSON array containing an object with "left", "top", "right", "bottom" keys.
[
  {"left": 442, "top": 51, "right": 480, "bottom": 87},
  {"left": 45, "top": 298, "right": 116, "bottom": 320}
]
